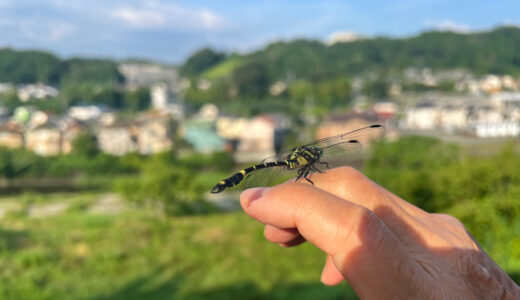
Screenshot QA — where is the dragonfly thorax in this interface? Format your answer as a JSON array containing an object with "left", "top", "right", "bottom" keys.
[{"left": 285, "top": 146, "right": 321, "bottom": 170}]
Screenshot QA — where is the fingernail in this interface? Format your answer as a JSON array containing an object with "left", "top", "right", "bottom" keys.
[{"left": 241, "top": 187, "right": 269, "bottom": 207}]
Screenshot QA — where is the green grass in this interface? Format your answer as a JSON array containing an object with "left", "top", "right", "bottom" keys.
[
  {"left": 201, "top": 58, "right": 243, "bottom": 80},
  {"left": 0, "top": 195, "right": 359, "bottom": 300}
]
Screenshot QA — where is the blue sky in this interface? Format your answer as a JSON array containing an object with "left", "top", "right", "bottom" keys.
[{"left": 0, "top": 0, "right": 518, "bottom": 64}]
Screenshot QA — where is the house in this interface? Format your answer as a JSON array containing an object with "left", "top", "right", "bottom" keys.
[
  {"left": 373, "top": 102, "right": 397, "bottom": 120},
  {"left": 473, "top": 121, "right": 520, "bottom": 138},
  {"left": 216, "top": 115, "right": 248, "bottom": 151},
  {"left": 135, "top": 114, "right": 173, "bottom": 155},
  {"left": 25, "top": 122, "right": 62, "bottom": 156},
  {"left": 150, "top": 83, "right": 184, "bottom": 119},
  {"left": 117, "top": 63, "right": 179, "bottom": 88},
  {"left": 405, "top": 103, "right": 440, "bottom": 130},
  {"left": 68, "top": 105, "right": 106, "bottom": 121},
  {"left": 468, "top": 106, "right": 503, "bottom": 124},
  {"left": 17, "top": 83, "right": 59, "bottom": 102},
  {"left": 235, "top": 114, "right": 290, "bottom": 163},
  {"left": 96, "top": 123, "right": 137, "bottom": 156},
  {"left": 0, "top": 125, "right": 23, "bottom": 149},
  {"left": 316, "top": 112, "right": 381, "bottom": 144},
  {"left": 182, "top": 119, "right": 225, "bottom": 153},
  {"left": 439, "top": 105, "right": 468, "bottom": 132},
  {"left": 479, "top": 75, "right": 502, "bottom": 94}
]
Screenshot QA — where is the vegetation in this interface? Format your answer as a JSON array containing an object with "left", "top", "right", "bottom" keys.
[
  {"left": 1, "top": 136, "right": 520, "bottom": 299},
  {"left": 0, "top": 85, "right": 151, "bottom": 114},
  {"left": 0, "top": 48, "right": 122, "bottom": 86},
  {"left": 0, "top": 199, "right": 359, "bottom": 300},
  {"left": 114, "top": 151, "right": 232, "bottom": 216},
  {"left": 179, "top": 26, "right": 520, "bottom": 114},
  {"left": 365, "top": 137, "right": 520, "bottom": 272},
  {"left": 180, "top": 48, "right": 227, "bottom": 77}
]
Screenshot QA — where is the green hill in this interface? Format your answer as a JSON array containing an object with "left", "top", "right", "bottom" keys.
[
  {"left": 0, "top": 48, "right": 123, "bottom": 86},
  {"left": 186, "top": 26, "right": 520, "bottom": 82}
]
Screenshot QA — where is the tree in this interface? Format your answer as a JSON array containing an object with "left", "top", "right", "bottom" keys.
[
  {"left": 71, "top": 132, "right": 99, "bottom": 157},
  {"left": 232, "top": 61, "right": 269, "bottom": 98},
  {"left": 181, "top": 48, "right": 226, "bottom": 77},
  {"left": 124, "top": 87, "right": 150, "bottom": 111}
]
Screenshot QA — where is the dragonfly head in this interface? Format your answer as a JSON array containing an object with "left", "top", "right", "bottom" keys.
[{"left": 317, "top": 147, "right": 324, "bottom": 157}]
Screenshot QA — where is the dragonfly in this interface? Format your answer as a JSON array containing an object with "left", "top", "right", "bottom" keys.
[{"left": 211, "top": 124, "right": 385, "bottom": 193}]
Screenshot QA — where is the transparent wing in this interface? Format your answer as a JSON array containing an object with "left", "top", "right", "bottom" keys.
[
  {"left": 303, "top": 124, "right": 386, "bottom": 150},
  {"left": 240, "top": 164, "right": 295, "bottom": 190},
  {"left": 312, "top": 124, "right": 386, "bottom": 170},
  {"left": 316, "top": 140, "right": 364, "bottom": 170}
]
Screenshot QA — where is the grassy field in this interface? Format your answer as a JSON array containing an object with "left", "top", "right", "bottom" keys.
[{"left": 0, "top": 193, "right": 359, "bottom": 300}]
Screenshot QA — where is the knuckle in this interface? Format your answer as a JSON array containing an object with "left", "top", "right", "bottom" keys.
[
  {"left": 433, "top": 213, "right": 465, "bottom": 228},
  {"left": 356, "top": 208, "right": 384, "bottom": 240},
  {"left": 334, "top": 207, "right": 383, "bottom": 251},
  {"left": 334, "top": 166, "right": 366, "bottom": 182}
]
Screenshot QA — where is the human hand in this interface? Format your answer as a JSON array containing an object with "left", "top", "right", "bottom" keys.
[{"left": 240, "top": 167, "right": 520, "bottom": 299}]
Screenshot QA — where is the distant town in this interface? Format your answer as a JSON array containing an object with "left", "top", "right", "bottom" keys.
[{"left": 1, "top": 61, "right": 520, "bottom": 162}]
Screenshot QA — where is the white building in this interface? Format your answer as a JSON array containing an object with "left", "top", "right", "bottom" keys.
[
  {"left": 405, "top": 103, "right": 440, "bottom": 130},
  {"left": 68, "top": 105, "right": 105, "bottom": 121},
  {"left": 474, "top": 122, "right": 520, "bottom": 138},
  {"left": 150, "top": 83, "right": 184, "bottom": 118},
  {"left": 118, "top": 63, "right": 179, "bottom": 88},
  {"left": 17, "top": 83, "right": 59, "bottom": 102},
  {"left": 439, "top": 106, "right": 468, "bottom": 131}
]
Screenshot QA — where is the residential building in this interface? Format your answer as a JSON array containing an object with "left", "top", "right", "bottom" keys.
[
  {"left": 439, "top": 105, "right": 468, "bottom": 132},
  {"left": 405, "top": 103, "right": 440, "bottom": 130},
  {"left": 473, "top": 122, "right": 520, "bottom": 138},
  {"left": 235, "top": 114, "right": 290, "bottom": 162},
  {"left": 17, "top": 83, "right": 59, "bottom": 102},
  {"left": 150, "top": 83, "right": 184, "bottom": 118},
  {"left": 118, "top": 63, "right": 179, "bottom": 88},
  {"left": 25, "top": 122, "right": 62, "bottom": 156},
  {"left": 182, "top": 119, "right": 225, "bottom": 153},
  {"left": 136, "top": 114, "right": 173, "bottom": 155},
  {"left": 96, "top": 123, "right": 137, "bottom": 156},
  {"left": 0, "top": 125, "right": 23, "bottom": 149},
  {"left": 68, "top": 105, "right": 106, "bottom": 121},
  {"left": 316, "top": 112, "right": 382, "bottom": 146}
]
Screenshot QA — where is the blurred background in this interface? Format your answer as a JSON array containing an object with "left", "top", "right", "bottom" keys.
[{"left": 1, "top": 1, "right": 520, "bottom": 299}]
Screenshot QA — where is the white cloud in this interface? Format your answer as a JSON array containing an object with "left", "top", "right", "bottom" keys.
[
  {"left": 19, "top": 20, "right": 75, "bottom": 42},
  {"left": 111, "top": 8, "right": 167, "bottom": 28},
  {"left": 110, "top": 1, "right": 229, "bottom": 31},
  {"left": 424, "top": 19, "right": 471, "bottom": 33}
]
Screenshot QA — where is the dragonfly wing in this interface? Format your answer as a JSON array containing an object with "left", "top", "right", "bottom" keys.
[
  {"left": 306, "top": 124, "right": 386, "bottom": 149},
  {"left": 241, "top": 163, "right": 294, "bottom": 190}
]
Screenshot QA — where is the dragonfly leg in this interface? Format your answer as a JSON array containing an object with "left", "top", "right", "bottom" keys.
[
  {"left": 295, "top": 167, "right": 305, "bottom": 181},
  {"left": 302, "top": 167, "right": 314, "bottom": 185},
  {"left": 311, "top": 165, "right": 324, "bottom": 173}
]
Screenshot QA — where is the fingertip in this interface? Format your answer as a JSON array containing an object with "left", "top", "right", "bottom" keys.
[
  {"left": 321, "top": 255, "right": 345, "bottom": 286},
  {"left": 240, "top": 187, "right": 269, "bottom": 208}
]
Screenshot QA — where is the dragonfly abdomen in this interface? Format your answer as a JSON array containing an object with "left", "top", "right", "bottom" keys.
[{"left": 211, "top": 160, "right": 289, "bottom": 193}]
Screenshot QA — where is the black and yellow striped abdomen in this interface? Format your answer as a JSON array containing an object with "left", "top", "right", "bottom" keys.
[{"left": 211, "top": 161, "right": 289, "bottom": 193}]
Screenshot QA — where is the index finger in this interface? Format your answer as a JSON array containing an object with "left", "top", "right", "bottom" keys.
[{"left": 305, "top": 166, "right": 427, "bottom": 217}]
